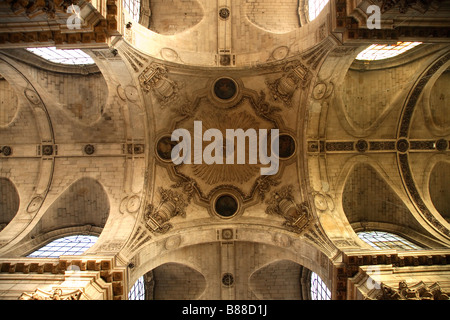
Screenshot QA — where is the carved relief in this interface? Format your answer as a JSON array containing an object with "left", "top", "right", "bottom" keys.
[
  {"left": 138, "top": 63, "right": 179, "bottom": 106},
  {"left": 120, "top": 195, "right": 141, "bottom": 214},
  {"left": 164, "top": 235, "right": 182, "bottom": 250},
  {"left": 266, "top": 61, "right": 311, "bottom": 108},
  {"left": 255, "top": 176, "right": 280, "bottom": 200},
  {"left": 144, "top": 188, "right": 187, "bottom": 234},
  {"left": 19, "top": 288, "right": 83, "bottom": 300},
  {"left": 313, "top": 192, "right": 335, "bottom": 212},
  {"left": 378, "top": 281, "right": 449, "bottom": 300},
  {"left": 265, "top": 185, "right": 312, "bottom": 233},
  {"left": 252, "top": 90, "right": 282, "bottom": 119},
  {"left": 171, "top": 178, "right": 197, "bottom": 203},
  {"left": 273, "top": 232, "right": 292, "bottom": 247}
]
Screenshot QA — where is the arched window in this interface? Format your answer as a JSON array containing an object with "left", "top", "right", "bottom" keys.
[
  {"left": 26, "top": 47, "right": 95, "bottom": 65},
  {"left": 308, "top": 0, "right": 329, "bottom": 21},
  {"left": 310, "top": 272, "right": 331, "bottom": 300},
  {"left": 355, "top": 42, "right": 422, "bottom": 61},
  {"left": 357, "top": 231, "right": 421, "bottom": 250},
  {"left": 27, "top": 235, "right": 98, "bottom": 258},
  {"left": 123, "top": 0, "right": 141, "bottom": 22},
  {"left": 128, "top": 276, "right": 145, "bottom": 300}
]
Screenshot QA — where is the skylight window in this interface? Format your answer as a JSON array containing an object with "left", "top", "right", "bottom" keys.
[
  {"left": 123, "top": 0, "right": 141, "bottom": 22},
  {"left": 310, "top": 272, "right": 331, "bottom": 300},
  {"left": 308, "top": 0, "right": 329, "bottom": 21},
  {"left": 27, "top": 235, "right": 98, "bottom": 258},
  {"left": 355, "top": 42, "right": 422, "bottom": 61},
  {"left": 26, "top": 47, "right": 95, "bottom": 65},
  {"left": 357, "top": 231, "right": 421, "bottom": 250}
]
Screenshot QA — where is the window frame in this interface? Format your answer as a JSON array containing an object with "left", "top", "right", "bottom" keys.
[
  {"left": 26, "top": 47, "right": 95, "bottom": 65},
  {"left": 357, "top": 231, "right": 421, "bottom": 250},
  {"left": 355, "top": 42, "right": 422, "bottom": 61},
  {"left": 27, "top": 235, "right": 99, "bottom": 258},
  {"left": 128, "top": 275, "right": 145, "bottom": 300},
  {"left": 310, "top": 272, "right": 331, "bottom": 300}
]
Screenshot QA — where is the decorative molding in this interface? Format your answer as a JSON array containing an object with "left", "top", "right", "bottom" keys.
[
  {"left": 84, "top": 144, "right": 95, "bottom": 155},
  {"left": 126, "top": 143, "right": 145, "bottom": 155},
  {"left": 326, "top": 141, "right": 354, "bottom": 152},
  {"left": 0, "top": 146, "right": 12, "bottom": 156},
  {"left": 369, "top": 141, "right": 396, "bottom": 151},
  {"left": 126, "top": 226, "right": 152, "bottom": 254},
  {"left": 379, "top": 0, "right": 440, "bottom": 14},
  {"left": 307, "top": 139, "right": 449, "bottom": 154},
  {"left": 144, "top": 188, "right": 187, "bottom": 234}
]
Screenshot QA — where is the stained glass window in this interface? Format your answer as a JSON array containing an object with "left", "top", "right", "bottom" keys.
[
  {"left": 27, "top": 235, "right": 98, "bottom": 258},
  {"left": 357, "top": 231, "right": 421, "bottom": 250},
  {"left": 128, "top": 276, "right": 145, "bottom": 300},
  {"left": 26, "top": 47, "right": 94, "bottom": 65},
  {"left": 310, "top": 272, "right": 331, "bottom": 300},
  {"left": 123, "top": 0, "right": 140, "bottom": 22},
  {"left": 308, "top": 0, "right": 329, "bottom": 21},
  {"left": 355, "top": 42, "right": 422, "bottom": 61}
]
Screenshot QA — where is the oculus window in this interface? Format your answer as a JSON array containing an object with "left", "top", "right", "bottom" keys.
[
  {"left": 310, "top": 272, "right": 331, "bottom": 300},
  {"left": 357, "top": 231, "right": 421, "bottom": 250},
  {"left": 26, "top": 47, "right": 94, "bottom": 65},
  {"left": 27, "top": 235, "right": 98, "bottom": 258},
  {"left": 355, "top": 42, "right": 422, "bottom": 61}
]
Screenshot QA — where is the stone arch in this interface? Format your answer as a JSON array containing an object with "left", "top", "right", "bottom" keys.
[
  {"left": 145, "top": 262, "right": 207, "bottom": 300},
  {"left": 7, "top": 177, "right": 110, "bottom": 257},
  {"left": 126, "top": 224, "right": 334, "bottom": 300},
  {"left": 341, "top": 161, "right": 441, "bottom": 247},
  {"left": 249, "top": 259, "right": 313, "bottom": 300},
  {"left": 21, "top": 48, "right": 109, "bottom": 127}
]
